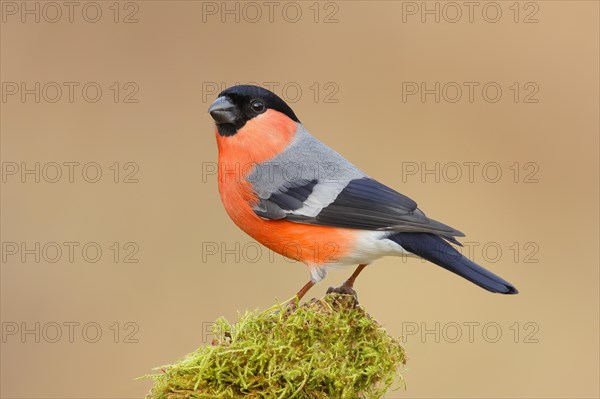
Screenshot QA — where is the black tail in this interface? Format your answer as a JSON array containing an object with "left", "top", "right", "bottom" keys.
[{"left": 389, "top": 233, "right": 518, "bottom": 294}]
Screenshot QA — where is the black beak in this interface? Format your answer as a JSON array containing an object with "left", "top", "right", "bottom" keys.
[{"left": 208, "top": 96, "right": 237, "bottom": 124}]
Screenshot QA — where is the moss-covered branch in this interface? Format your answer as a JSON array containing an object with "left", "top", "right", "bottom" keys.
[{"left": 144, "top": 294, "right": 407, "bottom": 399}]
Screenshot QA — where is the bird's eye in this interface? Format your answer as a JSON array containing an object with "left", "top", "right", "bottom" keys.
[{"left": 251, "top": 100, "right": 265, "bottom": 113}]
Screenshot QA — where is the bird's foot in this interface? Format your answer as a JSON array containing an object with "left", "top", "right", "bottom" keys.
[
  {"left": 326, "top": 283, "right": 359, "bottom": 302},
  {"left": 278, "top": 296, "right": 300, "bottom": 315}
]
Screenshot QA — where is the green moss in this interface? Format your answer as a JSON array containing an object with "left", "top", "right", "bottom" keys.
[{"left": 144, "top": 294, "right": 407, "bottom": 399}]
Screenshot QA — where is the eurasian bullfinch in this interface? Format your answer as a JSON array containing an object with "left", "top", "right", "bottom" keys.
[{"left": 208, "top": 85, "right": 518, "bottom": 300}]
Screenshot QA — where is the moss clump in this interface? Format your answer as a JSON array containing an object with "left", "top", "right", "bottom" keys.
[{"left": 145, "top": 294, "right": 406, "bottom": 399}]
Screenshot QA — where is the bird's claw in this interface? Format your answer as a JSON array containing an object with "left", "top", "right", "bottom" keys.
[{"left": 326, "top": 284, "right": 359, "bottom": 302}]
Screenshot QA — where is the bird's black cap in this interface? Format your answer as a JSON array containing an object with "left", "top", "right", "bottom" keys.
[
  {"left": 208, "top": 85, "right": 300, "bottom": 136},
  {"left": 219, "top": 85, "right": 300, "bottom": 123}
]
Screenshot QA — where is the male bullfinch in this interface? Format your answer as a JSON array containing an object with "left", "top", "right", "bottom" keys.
[{"left": 208, "top": 85, "right": 518, "bottom": 300}]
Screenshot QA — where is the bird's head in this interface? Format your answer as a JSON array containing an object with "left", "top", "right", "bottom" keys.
[{"left": 208, "top": 85, "right": 300, "bottom": 137}]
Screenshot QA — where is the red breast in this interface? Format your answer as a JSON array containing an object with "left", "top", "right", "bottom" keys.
[{"left": 215, "top": 110, "right": 357, "bottom": 265}]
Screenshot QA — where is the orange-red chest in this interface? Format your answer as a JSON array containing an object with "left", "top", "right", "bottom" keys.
[{"left": 215, "top": 111, "right": 356, "bottom": 265}]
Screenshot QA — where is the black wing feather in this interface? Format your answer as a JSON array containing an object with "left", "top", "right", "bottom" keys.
[
  {"left": 255, "top": 177, "right": 464, "bottom": 243},
  {"left": 290, "top": 178, "right": 464, "bottom": 242}
]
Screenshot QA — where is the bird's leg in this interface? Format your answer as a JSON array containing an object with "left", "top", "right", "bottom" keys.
[
  {"left": 344, "top": 264, "right": 367, "bottom": 288},
  {"left": 291, "top": 280, "right": 315, "bottom": 308},
  {"left": 326, "top": 264, "right": 368, "bottom": 299}
]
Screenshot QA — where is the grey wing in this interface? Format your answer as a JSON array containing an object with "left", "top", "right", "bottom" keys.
[{"left": 249, "top": 126, "right": 464, "bottom": 243}]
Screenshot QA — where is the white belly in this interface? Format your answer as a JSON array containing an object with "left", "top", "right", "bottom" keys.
[{"left": 308, "top": 230, "right": 418, "bottom": 282}]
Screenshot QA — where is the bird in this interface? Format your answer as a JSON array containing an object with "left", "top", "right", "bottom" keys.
[{"left": 208, "top": 84, "right": 518, "bottom": 301}]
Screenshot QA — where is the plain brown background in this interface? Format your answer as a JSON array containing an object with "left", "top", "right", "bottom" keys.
[{"left": 1, "top": 1, "right": 598, "bottom": 398}]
